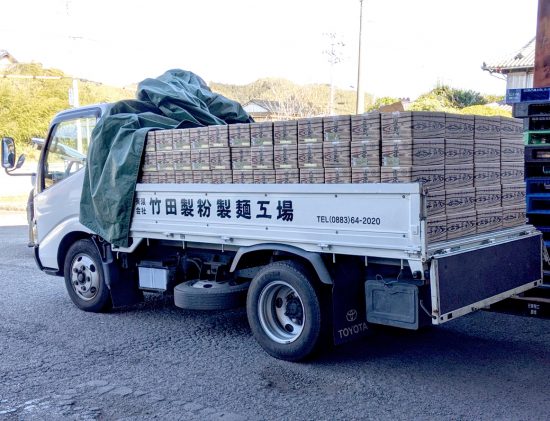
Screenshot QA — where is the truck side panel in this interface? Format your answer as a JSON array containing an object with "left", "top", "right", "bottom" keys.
[{"left": 130, "top": 183, "right": 424, "bottom": 261}]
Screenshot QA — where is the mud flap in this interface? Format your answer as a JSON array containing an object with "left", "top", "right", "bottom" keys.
[
  {"left": 331, "top": 255, "right": 369, "bottom": 345},
  {"left": 92, "top": 237, "right": 144, "bottom": 308}
]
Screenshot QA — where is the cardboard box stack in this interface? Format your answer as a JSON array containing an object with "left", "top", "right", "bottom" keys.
[
  {"left": 273, "top": 120, "right": 299, "bottom": 183},
  {"left": 444, "top": 114, "right": 475, "bottom": 241},
  {"left": 298, "top": 117, "right": 324, "bottom": 183},
  {"left": 323, "top": 115, "right": 351, "bottom": 183},
  {"left": 141, "top": 111, "right": 526, "bottom": 241},
  {"left": 351, "top": 112, "right": 381, "bottom": 183},
  {"left": 379, "top": 112, "right": 447, "bottom": 242},
  {"left": 500, "top": 116, "right": 526, "bottom": 228}
]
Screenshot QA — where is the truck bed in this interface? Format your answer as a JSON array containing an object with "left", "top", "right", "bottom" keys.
[{"left": 130, "top": 179, "right": 542, "bottom": 324}]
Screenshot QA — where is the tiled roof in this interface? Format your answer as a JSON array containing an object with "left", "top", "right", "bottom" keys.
[
  {"left": 0, "top": 49, "right": 17, "bottom": 62},
  {"left": 482, "top": 37, "right": 535, "bottom": 73},
  {"left": 243, "top": 99, "right": 282, "bottom": 112}
]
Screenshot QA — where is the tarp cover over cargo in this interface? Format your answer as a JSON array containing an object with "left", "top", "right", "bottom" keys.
[{"left": 80, "top": 69, "right": 253, "bottom": 247}]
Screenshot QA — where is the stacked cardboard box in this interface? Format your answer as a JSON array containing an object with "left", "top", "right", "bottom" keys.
[
  {"left": 297, "top": 117, "right": 324, "bottom": 182},
  {"left": 273, "top": 120, "right": 299, "bottom": 183},
  {"left": 379, "top": 112, "right": 447, "bottom": 242},
  {"left": 190, "top": 127, "right": 211, "bottom": 181},
  {"left": 229, "top": 123, "right": 251, "bottom": 183},
  {"left": 500, "top": 117, "right": 526, "bottom": 228},
  {"left": 473, "top": 116, "right": 502, "bottom": 234},
  {"left": 140, "top": 111, "right": 526, "bottom": 241},
  {"left": 323, "top": 115, "right": 351, "bottom": 183},
  {"left": 444, "top": 114, "right": 475, "bottom": 241},
  {"left": 208, "top": 126, "right": 230, "bottom": 185},
  {"left": 351, "top": 112, "right": 381, "bottom": 183}
]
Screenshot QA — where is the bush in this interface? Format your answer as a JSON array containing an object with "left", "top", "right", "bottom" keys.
[
  {"left": 460, "top": 105, "right": 511, "bottom": 117},
  {"left": 367, "top": 97, "right": 400, "bottom": 111}
]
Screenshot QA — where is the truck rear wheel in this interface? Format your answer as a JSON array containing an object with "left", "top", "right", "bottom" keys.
[
  {"left": 246, "top": 261, "right": 324, "bottom": 361},
  {"left": 64, "top": 239, "right": 112, "bottom": 312}
]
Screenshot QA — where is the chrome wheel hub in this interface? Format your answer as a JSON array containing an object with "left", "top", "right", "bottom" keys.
[
  {"left": 70, "top": 254, "right": 99, "bottom": 301},
  {"left": 258, "top": 281, "right": 305, "bottom": 344}
]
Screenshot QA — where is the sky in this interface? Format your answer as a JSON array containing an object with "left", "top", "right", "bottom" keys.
[{"left": 0, "top": 0, "right": 539, "bottom": 99}]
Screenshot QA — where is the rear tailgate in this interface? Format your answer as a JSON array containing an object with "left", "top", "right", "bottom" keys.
[{"left": 429, "top": 229, "right": 543, "bottom": 324}]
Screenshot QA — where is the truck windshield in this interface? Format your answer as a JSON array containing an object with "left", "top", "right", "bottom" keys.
[{"left": 44, "top": 116, "right": 96, "bottom": 189}]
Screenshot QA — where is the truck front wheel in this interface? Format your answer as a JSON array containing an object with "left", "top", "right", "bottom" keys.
[
  {"left": 246, "top": 261, "right": 324, "bottom": 361},
  {"left": 63, "top": 239, "right": 112, "bottom": 312}
]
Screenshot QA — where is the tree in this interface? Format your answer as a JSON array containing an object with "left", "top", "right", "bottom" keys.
[
  {"left": 211, "top": 78, "right": 359, "bottom": 117},
  {"left": 0, "top": 63, "right": 132, "bottom": 154},
  {"left": 450, "top": 89, "right": 486, "bottom": 108},
  {"left": 367, "top": 97, "right": 400, "bottom": 111}
]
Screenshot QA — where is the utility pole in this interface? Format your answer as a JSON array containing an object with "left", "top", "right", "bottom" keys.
[
  {"left": 66, "top": 0, "right": 80, "bottom": 108},
  {"left": 324, "top": 33, "right": 345, "bottom": 115},
  {"left": 534, "top": 0, "right": 550, "bottom": 87},
  {"left": 69, "top": 78, "right": 80, "bottom": 108},
  {"left": 355, "top": 0, "right": 365, "bottom": 114}
]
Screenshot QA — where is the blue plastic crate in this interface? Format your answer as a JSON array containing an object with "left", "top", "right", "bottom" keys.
[
  {"left": 526, "top": 178, "right": 550, "bottom": 194},
  {"left": 527, "top": 194, "right": 550, "bottom": 213}
]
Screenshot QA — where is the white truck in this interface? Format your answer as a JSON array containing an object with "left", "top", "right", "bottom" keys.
[{"left": 2, "top": 104, "right": 544, "bottom": 361}]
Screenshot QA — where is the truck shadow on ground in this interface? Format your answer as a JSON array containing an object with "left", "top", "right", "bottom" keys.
[
  {"left": 119, "top": 292, "right": 548, "bottom": 369},
  {"left": 320, "top": 317, "right": 548, "bottom": 369}
]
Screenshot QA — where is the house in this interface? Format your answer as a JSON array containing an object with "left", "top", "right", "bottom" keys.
[
  {"left": 243, "top": 99, "right": 304, "bottom": 121},
  {"left": 243, "top": 100, "right": 285, "bottom": 121},
  {"left": 0, "top": 50, "right": 18, "bottom": 69},
  {"left": 482, "top": 37, "right": 535, "bottom": 91}
]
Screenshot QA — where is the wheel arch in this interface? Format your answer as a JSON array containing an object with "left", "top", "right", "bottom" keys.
[
  {"left": 60, "top": 234, "right": 144, "bottom": 308},
  {"left": 55, "top": 231, "right": 92, "bottom": 276},
  {"left": 230, "top": 243, "right": 332, "bottom": 285}
]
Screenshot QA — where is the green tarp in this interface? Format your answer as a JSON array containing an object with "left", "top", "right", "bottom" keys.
[{"left": 80, "top": 69, "right": 253, "bottom": 247}]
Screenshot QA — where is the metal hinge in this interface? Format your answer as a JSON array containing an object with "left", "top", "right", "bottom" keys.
[{"left": 405, "top": 248, "right": 422, "bottom": 257}]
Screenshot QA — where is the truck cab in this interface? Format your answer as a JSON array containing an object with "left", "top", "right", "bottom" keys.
[{"left": 28, "top": 104, "right": 109, "bottom": 271}]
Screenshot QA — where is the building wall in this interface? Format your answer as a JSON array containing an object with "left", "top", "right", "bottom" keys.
[
  {"left": 0, "top": 56, "right": 13, "bottom": 69},
  {"left": 507, "top": 71, "right": 534, "bottom": 90}
]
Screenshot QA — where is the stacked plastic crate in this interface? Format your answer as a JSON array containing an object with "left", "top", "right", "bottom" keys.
[
  {"left": 489, "top": 89, "right": 550, "bottom": 316},
  {"left": 516, "top": 101, "right": 550, "bottom": 277}
]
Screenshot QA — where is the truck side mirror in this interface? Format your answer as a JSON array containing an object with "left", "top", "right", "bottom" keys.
[
  {"left": 1, "top": 137, "right": 16, "bottom": 169},
  {"left": 16, "top": 154, "right": 26, "bottom": 169}
]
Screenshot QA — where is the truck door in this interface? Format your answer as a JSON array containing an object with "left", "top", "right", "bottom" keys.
[{"left": 33, "top": 110, "right": 100, "bottom": 248}]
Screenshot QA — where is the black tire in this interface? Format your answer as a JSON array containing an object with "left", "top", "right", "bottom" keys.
[
  {"left": 246, "top": 261, "right": 325, "bottom": 361},
  {"left": 174, "top": 280, "right": 250, "bottom": 310},
  {"left": 64, "top": 239, "right": 112, "bottom": 312}
]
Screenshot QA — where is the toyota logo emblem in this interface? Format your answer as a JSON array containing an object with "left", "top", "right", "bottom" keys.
[{"left": 346, "top": 309, "right": 358, "bottom": 322}]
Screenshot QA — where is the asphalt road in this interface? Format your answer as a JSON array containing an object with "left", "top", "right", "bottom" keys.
[{"left": 1, "top": 215, "right": 549, "bottom": 421}]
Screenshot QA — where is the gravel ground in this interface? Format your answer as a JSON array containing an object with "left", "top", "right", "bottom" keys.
[{"left": 1, "top": 219, "right": 549, "bottom": 420}]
